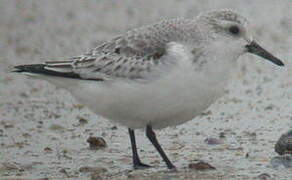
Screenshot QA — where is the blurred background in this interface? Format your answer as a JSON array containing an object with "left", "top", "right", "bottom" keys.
[{"left": 0, "top": 0, "right": 291, "bottom": 179}]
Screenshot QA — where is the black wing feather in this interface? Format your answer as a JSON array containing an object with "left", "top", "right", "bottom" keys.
[{"left": 13, "top": 64, "right": 103, "bottom": 81}]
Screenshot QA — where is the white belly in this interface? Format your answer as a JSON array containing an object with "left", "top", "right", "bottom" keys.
[{"left": 69, "top": 62, "right": 229, "bottom": 129}]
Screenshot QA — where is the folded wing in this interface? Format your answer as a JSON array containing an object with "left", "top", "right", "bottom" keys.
[{"left": 13, "top": 19, "right": 191, "bottom": 81}]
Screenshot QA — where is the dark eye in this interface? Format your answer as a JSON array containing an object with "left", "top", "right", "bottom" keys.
[{"left": 228, "top": 25, "right": 240, "bottom": 35}]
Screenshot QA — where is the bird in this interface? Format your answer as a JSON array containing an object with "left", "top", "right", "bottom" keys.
[{"left": 13, "top": 9, "right": 284, "bottom": 170}]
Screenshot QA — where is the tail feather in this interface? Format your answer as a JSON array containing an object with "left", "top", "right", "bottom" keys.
[{"left": 13, "top": 64, "right": 82, "bottom": 79}]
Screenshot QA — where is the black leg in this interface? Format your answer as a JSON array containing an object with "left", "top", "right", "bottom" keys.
[
  {"left": 146, "top": 125, "right": 176, "bottom": 169},
  {"left": 128, "top": 128, "right": 151, "bottom": 169}
]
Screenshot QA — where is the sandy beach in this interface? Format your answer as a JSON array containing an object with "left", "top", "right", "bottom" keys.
[{"left": 0, "top": 0, "right": 292, "bottom": 179}]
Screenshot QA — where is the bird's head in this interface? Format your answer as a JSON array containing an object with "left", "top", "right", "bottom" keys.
[{"left": 195, "top": 10, "right": 284, "bottom": 66}]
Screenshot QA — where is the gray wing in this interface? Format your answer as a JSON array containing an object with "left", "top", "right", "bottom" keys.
[{"left": 14, "top": 19, "right": 192, "bottom": 81}]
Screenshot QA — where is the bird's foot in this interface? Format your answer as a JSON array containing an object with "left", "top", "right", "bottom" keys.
[
  {"left": 169, "top": 166, "right": 178, "bottom": 172},
  {"left": 167, "top": 164, "right": 177, "bottom": 172},
  {"left": 133, "top": 161, "right": 152, "bottom": 170}
]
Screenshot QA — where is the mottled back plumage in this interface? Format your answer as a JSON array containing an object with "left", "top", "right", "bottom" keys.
[{"left": 13, "top": 10, "right": 250, "bottom": 81}]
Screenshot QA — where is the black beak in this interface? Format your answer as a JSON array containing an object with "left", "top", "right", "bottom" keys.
[{"left": 245, "top": 41, "right": 284, "bottom": 66}]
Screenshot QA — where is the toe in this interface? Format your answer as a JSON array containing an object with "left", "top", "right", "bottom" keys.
[{"left": 133, "top": 162, "right": 152, "bottom": 169}]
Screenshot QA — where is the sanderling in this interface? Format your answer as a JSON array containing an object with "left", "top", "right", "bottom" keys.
[{"left": 13, "top": 10, "right": 284, "bottom": 170}]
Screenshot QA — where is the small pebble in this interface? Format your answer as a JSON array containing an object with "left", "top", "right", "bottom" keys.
[
  {"left": 264, "top": 104, "right": 275, "bottom": 111},
  {"left": 111, "top": 126, "right": 118, "bottom": 130},
  {"left": 270, "top": 155, "right": 292, "bottom": 168},
  {"left": 257, "top": 173, "right": 272, "bottom": 180},
  {"left": 22, "top": 133, "right": 31, "bottom": 138},
  {"left": 274, "top": 130, "right": 292, "bottom": 155},
  {"left": 188, "top": 161, "right": 215, "bottom": 170},
  {"left": 59, "top": 168, "right": 68, "bottom": 175},
  {"left": 73, "top": 104, "right": 85, "bottom": 109},
  {"left": 19, "top": 92, "right": 29, "bottom": 98},
  {"left": 204, "top": 137, "right": 224, "bottom": 145},
  {"left": 87, "top": 137, "right": 107, "bottom": 150},
  {"left": 49, "top": 124, "right": 65, "bottom": 131},
  {"left": 44, "top": 147, "right": 53, "bottom": 153},
  {"left": 79, "top": 166, "right": 107, "bottom": 173},
  {"left": 4, "top": 123, "right": 14, "bottom": 129},
  {"left": 78, "top": 116, "right": 88, "bottom": 124},
  {"left": 219, "top": 132, "right": 226, "bottom": 138}
]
